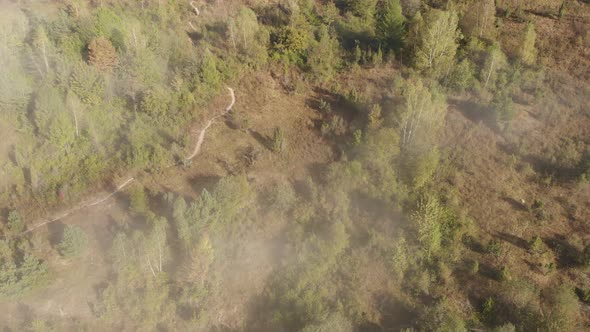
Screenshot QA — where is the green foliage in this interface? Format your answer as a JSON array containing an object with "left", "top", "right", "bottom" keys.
[
  {"left": 0, "top": 250, "right": 49, "bottom": 298},
  {"left": 130, "top": 186, "right": 149, "bottom": 216},
  {"left": 558, "top": 1, "right": 567, "bottom": 19},
  {"left": 69, "top": 62, "right": 105, "bottom": 105},
  {"left": 58, "top": 225, "right": 87, "bottom": 258},
  {"left": 491, "top": 90, "right": 516, "bottom": 125},
  {"left": 263, "top": 181, "right": 296, "bottom": 215},
  {"left": 413, "top": 195, "right": 444, "bottom": 260},
  {"left": 420, "top": 299, "right": 467, "bottom": 332},
  {"left": 367, "top": 104, "right": 383, "bottom": 129},
  {"left": 486, "top": 239, "right": 502, "bottom": 257},
  {"left": 172, "top": 196, "right": 189, "bottom": 248},
  {"left": 460, "top": 0, "right": 496, "bottom": 40},
  {"left": 447, "top": 58, "right": 475, "bottom": 92},
  {"left": 307, "top": 25, "right": 340, "bottom": 83},
  {"left": 229, "top": 6, "right": 269, "bottom": 67},
  {"left": 398, "top": 77, "right": 447, "bottom": 148},
  {"left": 211, "top": 175, "right": 253, "bottom": 225},
  {"left": 391, "top": 236, "right": 411, "bottom": 280},
  {"left": 543, "top": 285, "right": 580, "bottom": 331},
  {"left": 528, "top": 235, "right": 545, "bottom": 254},
  {"left": 199, "top": 50, "right": 222, "bottom": 96},
  {"left": 345, "top": 0, "right": 378, "bottom": 25},
  {"left": 401, "top": 147, "right": 440, "bottom": 189},
  {"left": 140, "top": 85, "right": 173, "bottom": 120},
  {"left": 469, "top": 260, "right": 479, "bottom": 275},
  {"left": 377, "top": 0, "right": 405, "bottom": 52},
  {"left": 519, "top": 23, "right": 537, "bottom": 66},
  {"left": 7, "top": 211, "right": 24, "bottom": 235},
  {"left": 272, "top": 26, "right": 309, "bottom": 64},
  {"left": 498, "top": 265, "right": 511, "bottom": 281},
  {"left": 481, "top": 43, "right": 508, "bottom": 91},
  {"left": 272, "top": 127, "right": 285, "bottom": 153},
  {"left": 412, "top": 8, "right": 460, "bottom": 79},
  {"left": 481, "top": 297, "right": 495, "bottom": 323}
]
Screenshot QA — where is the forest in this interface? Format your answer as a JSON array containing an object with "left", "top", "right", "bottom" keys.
[{"left": 0, "top": 0, "right": 589, "bottom": 331}]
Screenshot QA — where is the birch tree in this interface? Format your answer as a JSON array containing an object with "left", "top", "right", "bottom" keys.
[
  {"left": 412, "top": 8, "right": 460, "bottom": 79},
  {"left": 31, "top": 26, "right": 52, "bottom": 76},
  {"left": 398, "top": 78, "right": 446, "bottom": 148},
  {"left": 481, "top": 43, "right": 507, "bottom": 91}
]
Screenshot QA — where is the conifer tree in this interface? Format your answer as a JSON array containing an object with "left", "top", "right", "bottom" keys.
[{"left": 377, "top": 0, "right": 405, "bottom": 52}]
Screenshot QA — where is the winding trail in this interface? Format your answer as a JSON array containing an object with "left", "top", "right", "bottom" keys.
[
  {"left": 190, "top": 1, "right": 200, "bottom": 15},
  {"left": 186, "top": 87, "right": 235, "bottom": 161},
  {"left": 20, "top": 177, "right": 135, "bottom": 235},
  {"left": 20, "top": 86, "right": 236, "bottom": 236}
]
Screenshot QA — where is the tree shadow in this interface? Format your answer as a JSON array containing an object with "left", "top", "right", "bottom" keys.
[
  {"left": 495, "top": 232, "right": 528, "bottom": 250},
  {"left": 373, "top": 293, "right": 414, "bottom": 331},
  {"left": 462, "top": 234, "right": 486, "bottom": 254},
  {"left": 478, "top": 262, "right": 501, "bottom": 281},
  {"left": 448, "top": 97, "right": 498, "bottom": 132},
  {"left": 521, "top": 154, "right": 578, "bottom": 183},
  {"left": 189, "top": 175, "right": 222, "bottom": 196},
  {"left": 47, "top": 220, "right": 65, "bottom": 247},
  {"left": 248, "top": 129, "right": 272, "bottom": 151},
  {"left": 501, "top": 196, "right": 529, "bottom": 211},
  {"left": 545, "top": 235, "right": 582, "bottom": 268}
]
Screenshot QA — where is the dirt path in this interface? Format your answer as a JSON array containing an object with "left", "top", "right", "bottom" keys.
[{"left": 186, "top": 87, "right": 235, "bottom": 161}]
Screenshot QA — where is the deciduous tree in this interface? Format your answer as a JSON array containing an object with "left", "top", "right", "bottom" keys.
[{"left": 412, "top": 8, "right": 460, "bottom": 79}]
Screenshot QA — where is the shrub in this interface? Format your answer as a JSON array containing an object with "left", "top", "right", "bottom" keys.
[
  {"left": 272, "top": 127, "right": 285, "bottom": 153},
  {"left": 469, "top": 260, "right": 479, "bottom": 275},
  {"left": 486, "top": 239, "right": 502, "bottom": 257},
  {"left": 498, "top": 266, "right": 511, "bottom": 281},
  {"left": 7, "top": 211, "right": 24, "bottom": 235},
  {"left": 528, "top": 235, "right": 545, "bottom": 254},
  {"left": 58, "top": 225, "right": 87, "bottom": 258}
]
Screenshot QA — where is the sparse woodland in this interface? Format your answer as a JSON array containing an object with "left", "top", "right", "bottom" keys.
[{"left": 0, "top": 0, "right": 589, "bottom": 331}]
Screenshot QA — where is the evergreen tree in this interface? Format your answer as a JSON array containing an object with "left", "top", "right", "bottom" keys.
[
  {"left": 377, "top": 0, "right": 405, "bottom": 52},
  {"left": 308, "top": 25, "right": 340, "bottom": 83}
]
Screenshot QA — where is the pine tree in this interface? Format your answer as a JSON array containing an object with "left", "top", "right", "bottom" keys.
[{"left": 377, "top": 0, "right": 405, "bottom": 52}]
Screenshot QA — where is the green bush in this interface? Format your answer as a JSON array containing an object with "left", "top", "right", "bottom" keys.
[
  {"left": 58, "top": 225, "right": 87, "bottom": 258},
  {"left": 272, "top": 127, "right": 285, "bottom": 153}
]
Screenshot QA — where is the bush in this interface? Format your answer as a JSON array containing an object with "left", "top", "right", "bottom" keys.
[
  {"left": 528, "top": 235, "right": 545, "bottom": 254},
  {"left": 272, "top": 127, "right": 285, "bottom": 153},
  {"left": 58, "top": 225, "right": 87, "bottom": 258},
  {"left": 7, "top": 211, "right": 24, "bottom": 235},
  {"left": 486, "top": 239, "right": 502, "bottom": 257}
]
